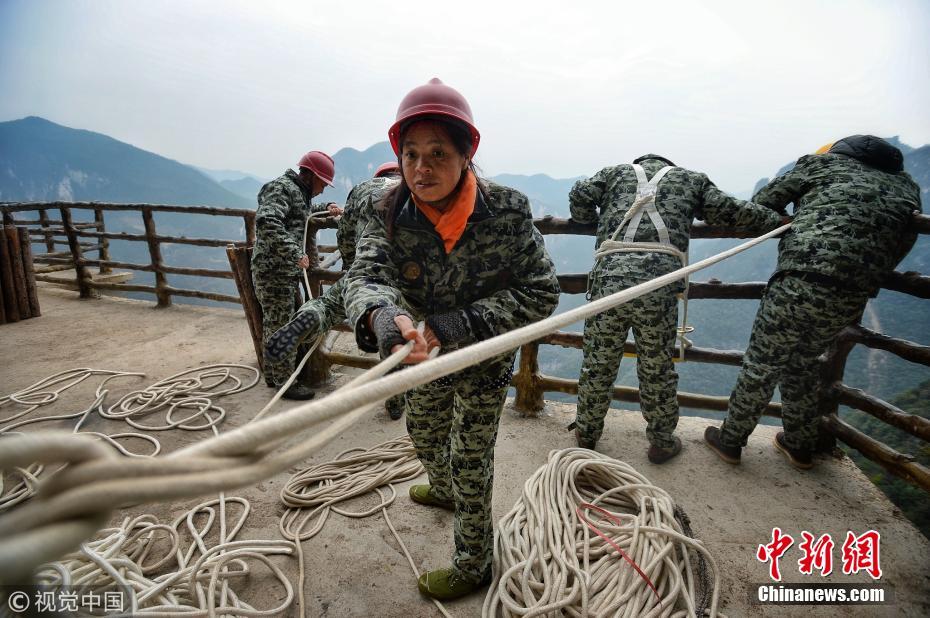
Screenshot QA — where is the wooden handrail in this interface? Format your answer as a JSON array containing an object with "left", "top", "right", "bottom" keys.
[{"left": 3, "top": 201, "right": 928, "bottom": 496}]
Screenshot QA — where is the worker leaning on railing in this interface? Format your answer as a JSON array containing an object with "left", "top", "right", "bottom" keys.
[
  {"left": 567, "top": 154, "right": 786, "bottom": 463},
  {"left": 706, "top": 135, "right": 923, "bottom": 470}
]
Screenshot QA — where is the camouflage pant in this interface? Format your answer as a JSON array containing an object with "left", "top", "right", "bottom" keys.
[
  {"left": 292, "top": 278, "right": 406, "bottom": 416},
  {"left": 253, "top": 274, "right": 303, "bottom": 385},
  {"left": 405, "top": 352, "right": 514, "bottom": 582},
  {"left": 720, "top": 275, "right": 867, "bottom": 451},
  {"left": 576, "top": 278, "right": 680, "bottom": 449},
  {"left": 292, "top": 276, "right": 347, "bottom": 332}
]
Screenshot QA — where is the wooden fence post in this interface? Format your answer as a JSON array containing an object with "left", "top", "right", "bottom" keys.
[
  {"left": 18, "top": 227, "right": 40, "bottom": 317},
  {"left": 142, "top": 207, "right": 171, "bottom": 307},
  {"left": 39, "top": 208, "right": 55, "bottom": 253},
  {"left": 0, "top": 224, "right": 18, "bottom": 322},
  {"left": 244, "top": 212, "right": 256, "bottom": 247},
  {"left": 4, "top": 226, "right": 30, "bottom": 318},
  {"left": 226, "top": 244, "right": 264, "bottom": 371},
  {"left": 513, "top": 342, "right": 545, "bottom": 416},
  {"left": 94, "top": 207, "right": 111, "bottom": 273},
  {"left": 59, "top": 206, "right": 95, "bottom": 299},
  {"left": 817, "top": 318, "right": 861, "bottom": 453}
]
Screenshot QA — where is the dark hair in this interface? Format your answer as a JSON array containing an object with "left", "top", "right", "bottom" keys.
[{"left": 380, "top": 117, "right": 481, "bottom": 239}]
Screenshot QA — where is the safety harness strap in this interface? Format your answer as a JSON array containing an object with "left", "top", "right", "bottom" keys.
[{"left": 591, "top": 163, "right": 693, "bottom": 360}]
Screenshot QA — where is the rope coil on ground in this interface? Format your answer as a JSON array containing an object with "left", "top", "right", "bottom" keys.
[
  {"left": 483, "top": 448, "right": 722, "bottom": 618},
  {"left": 34, "top": 497, "right": 296, "bottom": 616},
  {"left": 0, "top": 366, "right": 259, "bottom": 513}
]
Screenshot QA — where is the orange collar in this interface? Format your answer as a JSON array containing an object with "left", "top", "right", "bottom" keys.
[{"left": 412, "top": 170, "right": 477, "bottom": 253}]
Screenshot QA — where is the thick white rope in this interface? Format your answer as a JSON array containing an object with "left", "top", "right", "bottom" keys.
[
  {"left": 0, "top": 366, "right": 260, "bottom": 511},
  {"left": 1, "top": 365, "right": 303, "bottom": 614},
  {"left": 33, "top": 501, "right": 297, "bottom": 616},
  {"left": 0, "top": 224, "right": 789, "bottom": 586},
  {"left": 483, "top": 448, "right": 723, "bottom": 618}
]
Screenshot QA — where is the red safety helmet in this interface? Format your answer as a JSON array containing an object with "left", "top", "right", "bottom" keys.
[
  {"left": 297, "top": 150, "right": 335, "bottom": 186},
  {"left": 374, "top": 161, "right": 400, "bottom": 178},
  {"left": 388, "top": 78, "right": 480, "bottom": 158}
]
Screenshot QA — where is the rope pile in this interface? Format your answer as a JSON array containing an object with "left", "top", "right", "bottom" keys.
[
  {"left": 278, "top": 436, "right": 436, "bottom": 616},
  {"left": 34, "top": 497, "right": 295, "bottom": 616},
  {"left": 1, "top": 365, "right": 259, "bottom": 513},
  {"left": 483, "top": 448, "right": 720, "bottom": 618}
]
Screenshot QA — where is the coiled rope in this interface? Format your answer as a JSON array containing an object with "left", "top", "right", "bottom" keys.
[
  {"left": 33, "top": 499, "right": 296, "bottom": 616},
  {"left": 483, "top": 448, "right": 721, "bottom": 617},
  {"left": 0, "top": 366, "right": 260, "bottom": 511},
  {"left": 0, "top": 224, "right": 789, "bottom": 591}
]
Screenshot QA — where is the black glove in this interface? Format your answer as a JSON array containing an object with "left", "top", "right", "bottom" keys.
[
  {"left": 266, "top": 309, "right": 320, "bottom": 363},
  {"left": 425, "top": 310, "right": 471, "bottom": 347},
  {"left": 371, "top": 305, "right": 414, "bottom": 358}
]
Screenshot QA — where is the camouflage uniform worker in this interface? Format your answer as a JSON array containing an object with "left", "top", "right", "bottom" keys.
[
  {"left": 706, "top": 135, "right": 922, "bottom": 469},
  {"left": 265, "top": 165, "right": 406, "bottom": 417},
  {"left": 251, "top": 150, "right": 338, "bottom": 400},
  {"left": 344, "top": 79, "right": 559, "bottom": 600},
  {"left": 570, "top": 155, "right": 784, "bottom": 463}
]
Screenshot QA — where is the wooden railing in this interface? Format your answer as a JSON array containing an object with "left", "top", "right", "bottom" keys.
[
  {"left": 2, "top": 201, "right": 928, "bottom": 493},
  {"left": 305, "top": 213, "right": 930, "bottom": 493},
  {"left": 1, "top": 202, "right": 257, "bottom": 307}
]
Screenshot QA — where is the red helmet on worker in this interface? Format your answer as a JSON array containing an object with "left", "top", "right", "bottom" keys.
[
  {"left": 388, "top": 78, "right": 480, "bottom": 158},
  {"left": 297, "top": 151, "right": 336, "bottom": 187},
  {"left": 374, "top": 161, "right": 400, "bottom": 178}
]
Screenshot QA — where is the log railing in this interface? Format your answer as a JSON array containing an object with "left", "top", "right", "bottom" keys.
[
  {"left": 1, "top": 202, "right": 257, "bottom": 307},
  {"left": 306, "top": 213, "right": 930, "bottom": 493},
  {"left": 2, "top": 201, "right": 928, "bottom": 493}
]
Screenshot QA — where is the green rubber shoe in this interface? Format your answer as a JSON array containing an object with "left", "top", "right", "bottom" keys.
[
  {"left": 417, "top": 567, "right": 490, "bottom": 601},
  {"left": 409, "top": 485, "right": 454, "bottom": 511}
]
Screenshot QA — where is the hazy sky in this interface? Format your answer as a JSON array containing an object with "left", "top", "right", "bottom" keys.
[{"left": 1, "top": 0, "right": 928, "bottom": 192}]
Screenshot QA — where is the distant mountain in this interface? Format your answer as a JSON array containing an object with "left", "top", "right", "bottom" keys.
[
  {"left": 491, "top": 173, "right": 583, "bottom": 217},
  {"left": 313, "top": 141, "right": 585, "bottom": 217},
  {"left": 219, "top": 177, "right": 265, "bottom": 201},
  {"left": 319, "top": 142, "right": 397, "bottom": 204},
  {"left": 0, "top": 116, "right": 251, "bottom": 209},
  {"left": 194, "top": 166, "right": 268, "bottom": 184}
]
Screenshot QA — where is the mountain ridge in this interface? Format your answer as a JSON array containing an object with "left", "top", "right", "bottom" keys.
[{"left": 0, "top": 117, "right": 251, "bottom": 208}]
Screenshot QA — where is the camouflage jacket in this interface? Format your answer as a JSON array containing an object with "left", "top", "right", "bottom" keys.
[
  {"left": 344, "top": 180, "right": 561, "bottom": 352},
  {"left": 753, "top": 137, "right": 922, "bottom": 292},
  {"left": 252, "top": 169, "right": 329, "bottom": 279},
  {"left": 569, "top": 155, "right": 784, "bottom": 292},
  {"left": 338, "top": 176, "right": 399, "bottom": 270}
]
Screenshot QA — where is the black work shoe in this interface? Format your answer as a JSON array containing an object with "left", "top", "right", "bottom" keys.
[
  {"left": 409, "top": 485, "right": 454, "bottom": 510},
  {"left": 774, "top": 432, "right": 814, "bottom": 470},
  {"left": 648, "top": 436, "right": 682, "bottom": 464},
  {"left": 417, "top": 567, "right": 491, "bottom": 601},
  {"left": 280, "top": 383, "right": 316, "bottom": 401},
  {"left": 266, "top": 311, "right": 320, "bottom": 363},
  {"left": 704, "top": 426, "right": 741, "bottom": 464}
]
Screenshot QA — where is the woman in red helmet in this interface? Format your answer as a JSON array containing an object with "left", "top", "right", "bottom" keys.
[{"left": 343, "top": 78, "right": 560, "bottom": 600}]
